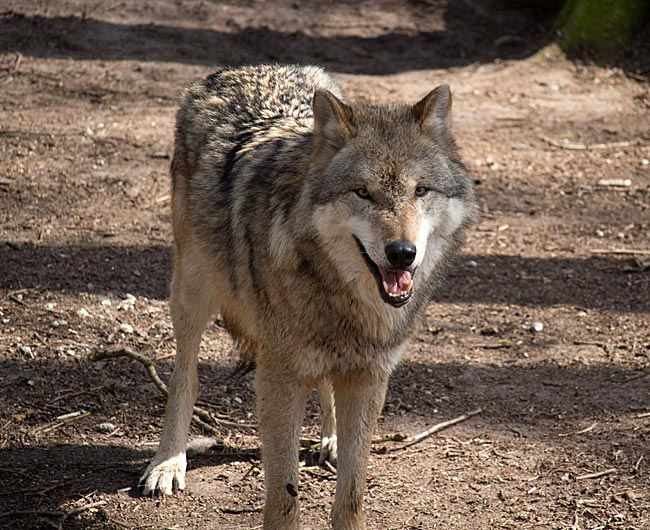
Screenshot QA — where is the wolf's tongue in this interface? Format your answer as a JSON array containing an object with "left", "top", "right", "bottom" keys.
[{"left": 379, "top": 268, "right": 413, "bottom": 295}]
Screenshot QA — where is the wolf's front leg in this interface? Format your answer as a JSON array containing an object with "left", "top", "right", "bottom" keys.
[
  {"left": 330, "top": 371, "right": 388, "bottom": 530},
  {"left": 255, "top": 363, "right": 310, "bottom": 530},
  {"left": 140, "top": 261, "right": 215, "bottom": 495}
]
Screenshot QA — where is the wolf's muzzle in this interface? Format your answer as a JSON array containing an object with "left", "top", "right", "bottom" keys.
[{"left": 354, "top": 237, "right": 415, "bottom": 308}]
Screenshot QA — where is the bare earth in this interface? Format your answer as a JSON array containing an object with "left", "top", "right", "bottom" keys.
[{"left": 1, "top": 1, "right": 649, "bottom": 529}]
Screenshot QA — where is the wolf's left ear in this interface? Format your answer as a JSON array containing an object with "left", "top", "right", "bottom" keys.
[
  {"left": 413, "top": 84, "right": 452, "bottom": 137},
  {"left": 313, "top": 90, "right": 356, "bottom": 146}
]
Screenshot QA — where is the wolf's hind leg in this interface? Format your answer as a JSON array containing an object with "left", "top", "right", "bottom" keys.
[
  {"left": 317, "top": 378, "right": 337, "bottom": 466},
  {"left": 140, "top": 250, "right": 217, "bottom": 495}
]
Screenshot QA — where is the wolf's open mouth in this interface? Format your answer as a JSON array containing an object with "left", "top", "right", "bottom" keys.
[{"left": 354, "top": 237, "right": 414, "bottom": 308}]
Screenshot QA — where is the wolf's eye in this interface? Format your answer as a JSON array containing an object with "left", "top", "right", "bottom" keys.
[
  {"left": 415, "top": 186, "right": 430, "bottom": 197},
  {"left": 355, "top": 187, "right": 371, "bottom": 199}
]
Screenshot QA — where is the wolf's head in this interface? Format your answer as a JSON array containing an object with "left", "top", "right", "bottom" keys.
[{"left": 308, "top": 86, "right": 478, "bottom": 309}]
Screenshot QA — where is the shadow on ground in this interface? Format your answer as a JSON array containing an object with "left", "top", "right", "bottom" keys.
[
  {"left": 0, "top": 2, "right": 556, "bottom": 74},
  {"left": 1, "top": 242, "right": 648, "bottom": 312},
  {"left": 1, "top": 354, "right": 648, "bottom": 527}
]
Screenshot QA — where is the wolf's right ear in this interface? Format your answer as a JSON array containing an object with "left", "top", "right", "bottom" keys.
[
  {"left": 313, "top": 90, "right": 356, "bottom": 146},
  {"left": 413, "top": 84, "right": 452, "bottom": 137}
]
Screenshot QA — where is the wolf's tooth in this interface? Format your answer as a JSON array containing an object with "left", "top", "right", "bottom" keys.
[
  {"left": 383, "top": 281, "right": 389, "bottom": 293},
  {"left": 408, "top": 279, "right": 413, "bottom": 291}
]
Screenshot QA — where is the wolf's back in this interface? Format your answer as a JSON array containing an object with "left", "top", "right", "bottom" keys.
[{"left": 172, "top": 64, "right": 341, "bottom": 179}]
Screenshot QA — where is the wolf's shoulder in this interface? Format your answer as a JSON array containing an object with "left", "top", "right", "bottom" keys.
[{"left": 181, "top": 64, "right": 342, "bottom": 125}]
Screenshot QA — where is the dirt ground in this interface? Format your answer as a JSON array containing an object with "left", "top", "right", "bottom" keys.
[{"left": 1, "top": 1, "right": 649, "bottom": 529}]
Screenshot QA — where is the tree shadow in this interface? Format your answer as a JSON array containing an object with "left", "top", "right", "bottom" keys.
[
  {"left": 0, "top": 1, "right": 556, "bottom": 75},
  {"left": 1, "top": 353, "right": 648, "bottom": 528},
  {"left": 1, "top": 242, "right": 648, "bottom": 312}
]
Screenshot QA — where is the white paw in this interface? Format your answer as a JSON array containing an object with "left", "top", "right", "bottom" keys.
[
  {"left": 319, "top": 434, "right": 337, "bottom": 467},
  {"left": 140, "top": 453, "right": 187, "bottom": 496}
]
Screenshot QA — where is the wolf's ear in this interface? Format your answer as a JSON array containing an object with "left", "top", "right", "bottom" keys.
[
  {"left": 313, "top": 90, "right": 356, "bottom": 146},
  {"left": 413, "top": 84, "right": 452, "bottom": 137}
]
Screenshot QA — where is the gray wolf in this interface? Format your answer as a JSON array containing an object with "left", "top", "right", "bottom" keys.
[{"left": 139, "top": 64, "right": 478, "bottom": 529}]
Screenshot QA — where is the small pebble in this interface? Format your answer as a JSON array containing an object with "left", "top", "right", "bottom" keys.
[
  {"left": 96, "top": 422, "right": 116, "bottom": 433},
  {"left": 77, "top": 307, "right": 91, "bottom": 319},
  {"left": 119, "top": 323, "right": 134, "bottom": 334},
  {"left": 117, "top": 294, "right": 136, "bottom": 311},
  {"left": 100, "top": 299, "right": 112, "bottom": 307},
  {"left": 466, "top": 260, "right": 478, "bottom": 268},
  {"left": 44, "top": 303, "right": 56, "bottom": 311},
  {"left": 19, "top": 345, "right": 34, "bottom": 358},
  {"left": 531, "top": 321, "right": 544, "bottom": 333}
]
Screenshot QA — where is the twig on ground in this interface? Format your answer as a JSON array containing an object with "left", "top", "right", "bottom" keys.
[
  {"left": 31, "top": 411, "right": 91, "bottom": 435},
  {"left": 52, "top": 385, "right": 106, "bottom": 403},
  {"left": 389, "top": 408, "right": 482, "bottom": 451},
  {"left": 372, "top": 432, "right": 409, "bottom": 443},
  {"left": 323, "top": 460, "right": 337, "bottom": 475},
  {"left": 542, "top": 136, "right": 641, "bottom": 150},
  {"left": 90, "top": 347, "right": 255, "bottom": 437},
  {"left": 221, "top": 504, "right": 263, "bottom": 514},
  {"left": 58, "top": 500, "right": 108, "bottom": 529},
  {"left": 0, "top": 510, "right": 62, "bottom": 520},
  {"left": 634, "top": 456, "right": 644, "bottom": 471},
  {"left": 188, "top": 415, "right": 221, "bottom": 437},
  {"left": 576, "top": 468, "right": 617, "bottom": 480},
  {"left": 590, "top": 248, "right": 650, "bottom": 256},
  {"left": 571, "top": 511, "right": 580, "bottom": 530},
  {"left": 558, "top": 422, "right": 598, "bottom": 437},
  {"left": 573, "top": 340, "right": 606, "bottom": 348},
  {"left": 0, "top": 52, "right": 22, "bottom": 78},
  {"left": 0, "top": 500, "right": 107, "bottom": 527},
  {"left": 91, "top": 348, "right": 168, "bottom": 394},
  {"left": 621, "top": 372, "right": 649, "bottom": 384}
]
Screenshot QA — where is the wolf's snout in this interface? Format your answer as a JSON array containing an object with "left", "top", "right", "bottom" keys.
[{"left": 385, "top": 240, "right": 416, "bottom": 270}]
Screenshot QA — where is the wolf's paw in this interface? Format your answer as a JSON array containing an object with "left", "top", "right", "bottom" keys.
[
  {"left": 319, "top": 434, "right": 337, "bottom": 467},
  {"left": 139, "top": 453, "right": 187, "bottom": 496}
]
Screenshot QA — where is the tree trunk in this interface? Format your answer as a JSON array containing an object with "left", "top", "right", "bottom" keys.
[{"left": 555, "top": 0, "right": 650, "bottom": 59}]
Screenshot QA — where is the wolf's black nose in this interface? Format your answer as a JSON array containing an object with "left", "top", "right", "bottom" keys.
[{"left": 385, "top": 240, "right": 416, "bottom": 269}]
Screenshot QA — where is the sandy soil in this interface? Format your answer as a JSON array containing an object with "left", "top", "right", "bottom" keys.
[{"left": 1, "top": 1, "right": 649, "bottom": 529}]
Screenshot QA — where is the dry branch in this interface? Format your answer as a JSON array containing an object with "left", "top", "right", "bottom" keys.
[
  {"left": 576, "top": 468, "right": 617, "bottom": 480},
  {"left": 389, "top": 408, "right": 482, "bottom": 451},
  {"left": 0, "top": 500, "right": 108, "bottom": 527},
  {"left": 221, "top": 504, "right": 263, "bottom": 514},
  {"left": 90, "top": 347, "right": 254, "bottom": 437},
  {"left": 558, "top": 422, "right": 598, "bottom": 437},
  {"left": 91, "top": 347, "right": 168, "bottom": 393},
  {"left": 542, "top": 136, "right": 641, "bottom": 150},
  {"left": 31, "top": 411, "right": 91, "bottom": 435},
  {"left": 590, "top": 248, "right": 650, "bottom": 256}
]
